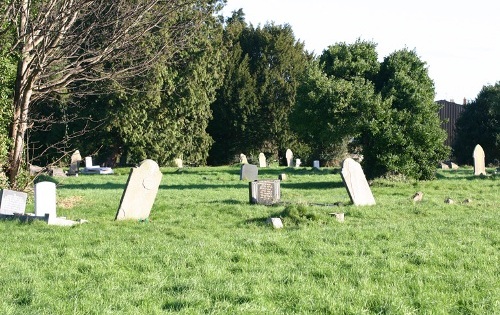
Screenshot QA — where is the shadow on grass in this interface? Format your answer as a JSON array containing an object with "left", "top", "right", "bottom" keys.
[
  {"left": 281, "top": 181, "right": 344, "bottom": 190},
  {"left": 435, "top": 170, "right": 497, "bottom": 181}
]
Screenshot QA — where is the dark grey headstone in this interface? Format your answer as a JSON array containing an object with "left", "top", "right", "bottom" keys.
[
  {"left": 249, "top": 180, "right": 281, "bottom": 205},
  {"left": 240, "top": 164, "right": 258, "bottom": 181},
  {"left": 0, "top": 189, "right": 28, "bottom": 215}
]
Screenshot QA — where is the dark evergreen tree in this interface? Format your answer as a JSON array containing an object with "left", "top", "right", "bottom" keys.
[{"left": 453, "top": 83, "right": 500, "bottom": 165}]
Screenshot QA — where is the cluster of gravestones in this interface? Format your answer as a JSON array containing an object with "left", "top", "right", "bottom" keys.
[
  {"left": 1, "top": 144, "right": 491, "bottom": 227},
  {"left": 0, "top": 159, "right": 163, "bottom": 226}
]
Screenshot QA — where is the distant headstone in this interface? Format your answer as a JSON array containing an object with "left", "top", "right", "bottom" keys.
[
  {"left": 278, "top": 173, "right": 287, "bottom": 181},
  {"left": 267, "top": 217, "right": 283, "bottom": 229},
  {"left": 240, "top": 153, "right": 248, "bottom": 164},
  {"left": 240, "top": 164, "right": 258, "bottom": 181},
  {"left": 340, "top": 158, "right": 376, "bottom": 206},
  {"left": 50, "top": 167, "right": 67, "bottom": 177},
  {"left": 285, "top": 149, "right": 293, "bottom": 167},
  {"left": 249, "top": 180, "right": 281, "bottom": 205},
  {"left": 115, "top": 159, "right": 163, "bottom": 220},
  {"left": 258, "top": 153, "right": 267, "bottom": 168},
  {"left": 174, "top": 158, "right": 183, "bottom": 168},
  {"left": 68, "top": 150, "right": 82, "bottom": 175},
  {"left": 0, "top": 189, "right": 27, "bottom": 215},
  {"left": 34, "top": 181, "right": 57, "bottom": 219},
  {"left": 440, "top": 162, "right": 450, "bottom": 170},
  {"left": 313, "top": 160, "right": 320, "bottom": 169},
  {"left": 450, "top": 162, "right": 459, "bottom": 170},
  {"left": 473, "top": 144, "right": 486, "bottom": 175},
  {"left": 295, "top": 159, "right": 301, "bottom": 167},
  {"left": 412, "top": 191, "right": 423, "bottom": 202}
]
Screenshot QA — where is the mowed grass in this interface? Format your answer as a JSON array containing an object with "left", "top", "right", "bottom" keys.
[{"left": 0, "top": 166, "right": 498, "bottom": 314}]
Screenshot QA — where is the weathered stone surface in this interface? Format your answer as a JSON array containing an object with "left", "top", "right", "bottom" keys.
[
  {"left": 473, "top": 144, "right": 486, "bottom": 176},
  {"left": 68, "top": 150, "right": 82, "bottom": 175},
  {"left": 340, "top": 158, "right": 375, "bottom": 206},
  {"left": 267, "top": 217, "right": 283, "bottom": 229},
  {"left": 440, "top": 162, "right": 450, "bottom": 170},
  {"left": 258, "top": 153, "right": 267, "bottom": 168},
  {"left": 174, "top": 158, "right": 183, "bottom": 168},
  {"left": 240, "top": 164, "right": 258, "bottom": 181},
  {"left": 50, "top": 167, "right": 67, "bottom": 177},
  {"left": 295, "top": 159, "right": 301, "bottom": 167},
  {"left": 285, "top": 149, "right": 293, "bottom": 167},
  {"left": 412, "top": 191, "right": 423, "bottom": 202},
  {"left": 115, "top": 159, "right": 162, "bottom": 220},
  {"left": 329, "top": 212, "right": 344, "bottom": 222},
  {"left": 278, "top": 173, "right": 287, "bottom": 181},
  {"left": 249, "top": 180, "right": 281, "bottom": 205},
  {"left": 0, "top": 189, "right": 27, "bottom": 215}
]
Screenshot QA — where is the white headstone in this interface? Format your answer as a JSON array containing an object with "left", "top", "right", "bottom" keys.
[
  {"left": 340, "top": 158, "right": 376, "bottom": 206},
  {"left": 295, "top": 158, "right": 301, "bottom": 167},
  {"left": 174, "top": 158, "right": 183, "bottom": 168},
  {"left": 240, "top": 153, "right": 248, "bottom": 164},
  {"left": 285, "top": 149, "right": 293, "bottom": 167},
  {"left": 313, "top": 160, "right": 320, "bottom": 169},
  {"left": 34, "top": 181, "right": 57, "bottom": 218},
  {"left": 267, "top": 217, "right": 283, "bottom": 229},
  {"left": 258, "top": 153, "right": 267, "bottom": 167},
  {"left": 473, "top": 144, "right": 486, "bottom": 176},
  {"left": 115, "top": 159, "right": 163, "bottom": 220}
]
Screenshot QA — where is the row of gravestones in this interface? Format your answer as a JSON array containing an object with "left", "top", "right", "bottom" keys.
[
  {"left": 0, "top": 159, "right": 163, "bottom": 225},
  {"left": 240, "top": 149, "right": 319, "bottom": 169}
]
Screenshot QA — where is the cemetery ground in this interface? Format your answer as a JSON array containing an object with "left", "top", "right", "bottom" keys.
[{"left": 0, "top": 166, "right": 498, "bottom": 314}]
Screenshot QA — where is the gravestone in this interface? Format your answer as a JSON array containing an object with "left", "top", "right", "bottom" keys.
[
  {"left": 340, "top": 158, "right": 376, "bottom": 206},
  {"left": 34, "top": 181, "right": 57, "bottom": 219},
  {"left": 0, "top": 189, "right": 27, "bottom": 215},
  {"left": 50, "top": 167, "right": 67, "bottom": 177},
  {"left": 473, "top": 144, "right": 486, "bottom": 175},
  {"left": 68, "top": 150, "right": 82, "bottom": 175},
  {"left": 240, "top": 164, "right": 258, "bottom": 181},
  {"left": 440, "top": 162, "right": 450, "bottom": 170},
  {"left": 267, "top": 217, "right": 283, "bottom": 229},
  {"left": 313, "top": 160, "right": 320, "bottom": 169},
  {"left": 240, "top": 153, "right": 248, "bottom": 164},
  {"left": 295, "top": 158, "right": 301, "bottom": 167},
  {"left": 115, "top": 159, "right": 163, "bottom": 221},
  {"left": 258, "top": 153, "right": 267, "bottom": 168},
  {"left": 249, "top": 180, "right": 281, "bottom": 205},
  {"left": 174, "top": 158, "right": 183, "bottom": 168},
  {"left": 285, "top": 149, "right": 293, "bottom": 167},
  {"left": 450, "top": 162, "right": 459, "bottom": 170}
]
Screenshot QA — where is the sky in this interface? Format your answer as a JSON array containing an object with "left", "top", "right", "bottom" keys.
[{"left": 221, "top": 0, "right": 500, "bottom": 102}]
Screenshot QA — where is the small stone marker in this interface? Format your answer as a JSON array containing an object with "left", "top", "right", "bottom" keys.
[
  {"left": 444, "top": 198, "right": 454, "bottom": 204},
  {"left": 50, "top": 167, "right": 67, "bottom": 177},
  {"left": 329, "top": 212, "right": 344, "bottom": 223},
  {"left": 313, "top": 160, "right": 320, "bottom": 169},
  {"left": 34, "top": 181, "right": 57, "bottom": 219},
  {"left": 450, "top": 162, "right": 459, "bottom": 170},
  {"left": 240, "top": 164, "right": 258, "bottom": 181},
  {"left": 278, "top": 173, "right": 287, "bottom": 181},
  {"left": 115, "top": 159, "right": 163, "bottom": 221},
  {"left": 295, "top": 158, "right": 301, "bottom": 167},
  {"left": 285, "top": 149, "right": 293, "bottom": 167},
  {"left": 249, "top": 180, "right": 281, "bottom": 205},
  {"left": 240, "top": 153, "right": 248, "bottom": 164},
  {"left": 174, "top": 158, "right": 183, "bottom": 168},
  {"left": 0, "top": 189, "right": 27, "bottom": 215},
  {"left": 258, "top": 153, "right": 267, "bottom": 167},
  {"left": 68, "top": 150, "right": 82, "bottom": 175},
  {"left": 267, "top": 217, "right": 283, "bottom": 229},
  {"left": 340, "top": 158, "right": 376, "bottom": 206},
  {"left": 412, "top": 191, "right": 423, "bottom": 202},
  {"left": 440, "top": 162, "right": 449, "bottom": 170},
  {"left": 473, "top": 144, "right": 486, "bottom": 175}
]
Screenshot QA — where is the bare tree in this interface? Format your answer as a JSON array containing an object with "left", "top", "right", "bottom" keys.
[{"left": 1, "top": 0, "right": 216, "bottom": 188}]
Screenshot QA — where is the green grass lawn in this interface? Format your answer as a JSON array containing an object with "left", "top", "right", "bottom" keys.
[{"left": 0, "top": 166, "right": 499, "bottom": 314}]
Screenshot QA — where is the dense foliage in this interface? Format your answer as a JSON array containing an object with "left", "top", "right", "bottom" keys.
[{"left": 453, "top": 83, "right": 500, "bottom": 165}]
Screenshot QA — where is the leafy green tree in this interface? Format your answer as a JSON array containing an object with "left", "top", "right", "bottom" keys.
[
  {"left": 292, "top": 40, "right": 379, "bottom": 165},
  {"left": 453, "top": 83, "right": 500, "bottom": 165},
  {"left": 363, "top": 49, "right": 449, "bottom": 179}
]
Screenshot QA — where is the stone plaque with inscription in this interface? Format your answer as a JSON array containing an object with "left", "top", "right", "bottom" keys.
[
  {"left": 0, "top": 189, "right": 28, "bottom": 215},
  {"left": 249, "top": 180, "right": 281, "bottom": 205}
]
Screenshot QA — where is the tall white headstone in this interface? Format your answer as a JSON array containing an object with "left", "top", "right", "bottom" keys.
[
  {"left": 473, "top": 144, "right": 486, "bottom": 176},
  {"left": 240, "top": 153, "right": 248, "bottom": 164},
  {"left": 340, "top": 158, "right": 376, "bottom": 206},
  {"left": 313, "top": 160, "right": 320, "bottom": 169},
  {"left": 258, "top": 153, "right": 267, "bottom": 168},
  {"left": 285, "top": 149, "right": 293, "bottom": 167},
  {"left": 35, "top": 181, "right": 57, "bottom": 218}
]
